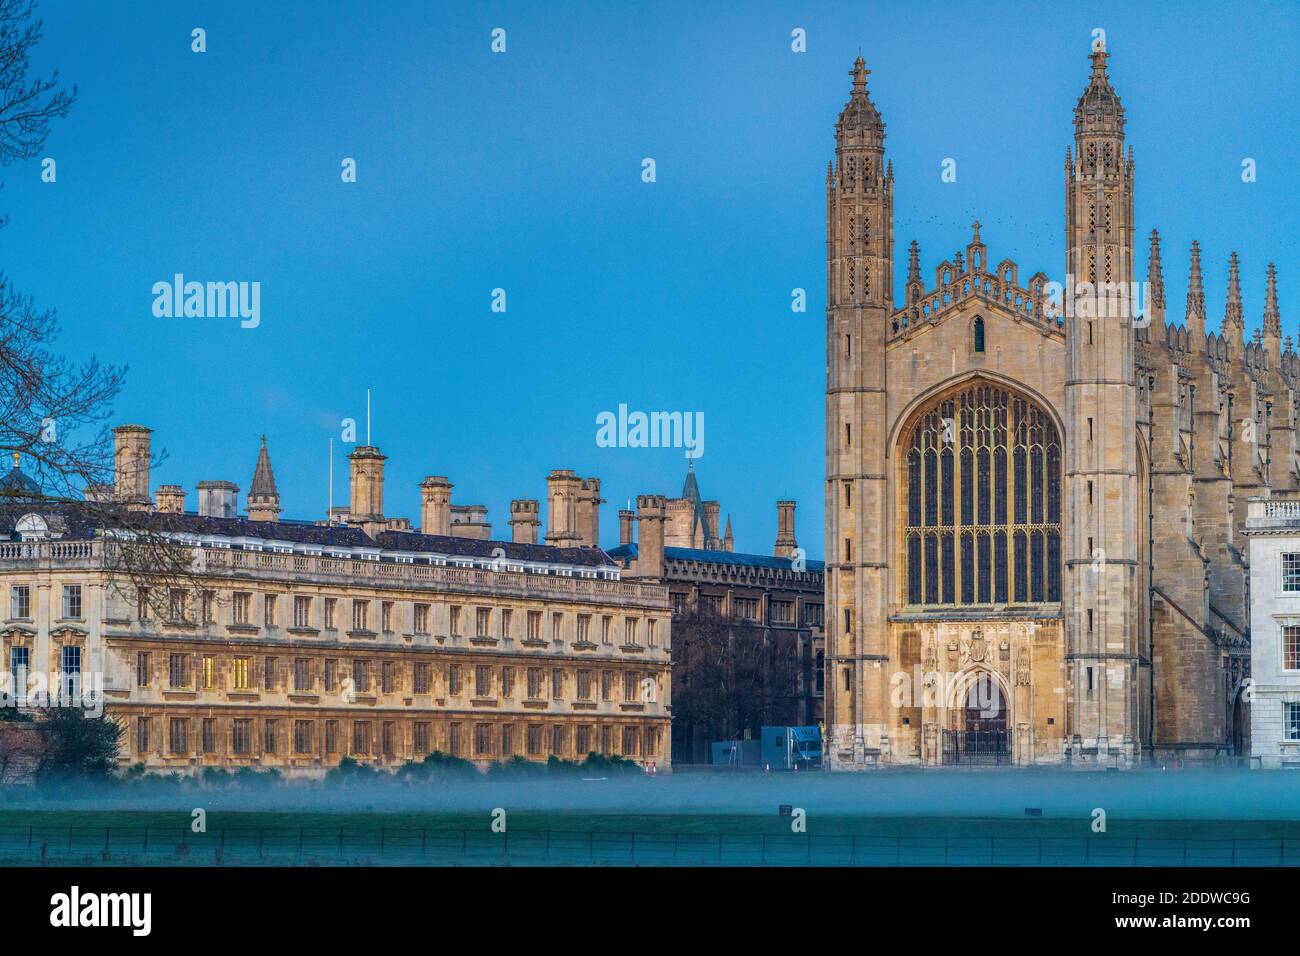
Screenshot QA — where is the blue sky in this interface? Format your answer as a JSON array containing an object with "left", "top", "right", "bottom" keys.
[{"left": 9, "top": 0, "right": 1299, "bottom": 555}]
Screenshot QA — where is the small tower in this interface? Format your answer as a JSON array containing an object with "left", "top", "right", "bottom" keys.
[
  {"left": 1223, "top": 252, "right": 1244, "bottom": 354},
  {"left": 1263, "top": 262, "right": 1281, "bottom": 358},
  {"left": 510, "top": 498, "right": 541, "bottom": 545},
  {"left": 247, "top": 436, "right": 281, "bottom": 521},
  {"left": 1146, "top": 229, "right": 1165, "bottom": 332},
  {"left": 1186, "top": 241, "right": 1206, "bottom": 341}
]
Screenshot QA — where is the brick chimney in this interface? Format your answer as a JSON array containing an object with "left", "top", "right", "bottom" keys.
[
  {"left": 545, "top": 469, "right": 582, "bottom": 546},
  {"left": 112, "top": 424, "right": 152, "bottom": 511},
  {"left": 347, "top": 445, "right": 387, "bottom": 536},
  {"left": 635, "top": 494, "right": 667, "bottom": 580},
  {"left": 775, "top": 500, "right": 798, "bottom": 558},
  {"left": 155, "top": 484, "right": 186, "bottom": 514},
  {"left": 576, "top": 477, "right": 603, "bottom": 547},
  {"left": 419, "top": 476, "right": 453, "bottom": 536},
  {"left": 618, "top": 509, "right": 635, "bottom": 545},
  {"left": 510, "top": 499, "right": 541, "bottom": 544}
]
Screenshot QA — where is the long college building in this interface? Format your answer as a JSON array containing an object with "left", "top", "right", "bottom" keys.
[
  {"left": 826, "top": 47, "right": 1272, "bottom": 768},
  {"left": 0, "top": 427, "right": 671, "bottom": 774}
]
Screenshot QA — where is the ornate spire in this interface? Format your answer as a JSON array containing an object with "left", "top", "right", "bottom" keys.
[
  {"left": 1147, "top": 229, "right": 1165, "bottom": 308},
  {"left": 1074, "top": 47, "right": 1125, "bottom": 133},
  {"left": 907, "top": 239, "right": 920, "bottom": 285},
  {"left": 1264, "top": 261, "right": 1281, "bottom": 342},
  {"left": 247, "top": 435, "right": 281, "bottom": 521},
  {"left": 837, "top": 55, "right": 884, "bottom": 135},
  {"left": 1224, "top": 251, "right": 1244, "bottom": 340},
  {"left": 1186, "top": 241, "right": 1205, "bottom": 338}
]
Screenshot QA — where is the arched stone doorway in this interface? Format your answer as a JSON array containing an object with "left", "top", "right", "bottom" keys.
[{"left": 942, "top": 668, "right": 1011, "bottom": 765}]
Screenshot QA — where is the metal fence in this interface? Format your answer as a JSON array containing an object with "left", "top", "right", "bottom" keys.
[{"left": 3, "top": 824, "right": 1300, "bottom": 866}]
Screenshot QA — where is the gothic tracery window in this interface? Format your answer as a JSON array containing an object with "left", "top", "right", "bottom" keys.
[{"left": 903, "top": 382, "right": 1062, "bottom": 607}]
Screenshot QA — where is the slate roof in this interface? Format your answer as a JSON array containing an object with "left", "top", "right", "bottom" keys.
[{"left": 607, "top": 542, "right": 824, "bottom": 574}]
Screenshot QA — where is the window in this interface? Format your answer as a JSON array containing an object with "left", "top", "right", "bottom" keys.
[
  {"left": 293, "top": 596, "right": 311, "bottom": 628},
  {"left": 501, "top": 608, "right": 511, "bottom": 638},
  {"left": 137, "top": 587, "right": 152, "bottom": 621},
  {"left": 551, "top": 724, "right": 567, "bottom": 756},
  {"left": 475, "top": 664, "right": 491, "bottom": 697},
  {"left": 527, "top": 610, "right": 541, "bottom": 641},
  {"left": 577, "top": 614, "right": 591, "bottom": 643},
  {"left": 324, "top": 598, "right": 337, "bottom": 629},
  {"left": 232, "top": 719, "right": 252, "bottom": 754},
  {"left": 61, "top": 584, "right": 82, "bottom": 619},
  {"left": 137, "top": 652, "right": 151, "bottom": 687},
  {"left": 601, "top": 616, "right": 612, "bottom": 645},
  {"left": 601, "top": 670, "right": 614, "bottom": 701},
  {"left": 450, "top": 606, "right": 462, "bottom": 636},
  {"left": 647, "top": 619, "right": 658, "bottom": 646},
  {"left": 201, "top": 655, "right": 215, "bottom": 690},
  {"left": 476, "top": 607, "right": 491, "bottom": 637},
  {"left": 201, "top": 718, "right": 216, "bottom": 753},
  {"left": 169, "top": 718, "right": 188, "bottom": 754},
  {"left": 413, "top": 662, "right": 431, "bottom": 694},
  {"left": 1284, "top": 554, "right": 1300, "bottom": 592},
  {"left": 264, "top": 657, "right": 277, "bottom": 691},
  {"left": 501, "top": 724, "right": 514, "bottom": 756},
  {"left": 1286, "top": 702, "right": 1300, "bottom": 742},
  {"left": 381, "top": 660, "right": 395, "bottom": 693},
  {"left": 624, "top": 618, "right": 639, "bottom": 644},
  {"left": 622, "top": 726, "right": 639, "bottom": 757},
  {"left": 501, "top": 665, "right": 514, "bottom": 696},
  {"left": 294, "top": 720, "right": 313, "bottom": 754},
  {"left": 526, "top": 724, "right": 542, "bottom": 756},
  {"left": 352, "top": 721, "right": 371, "bottom": 756},
  {"left": 903, "top": 382, "right": 1061, "bottom": 607},
  {"left": 324, "top": 720, "right": 338, "bottom": 754},
  {"left": 294, "top": 658, "right": 311, "bottom": 691},
  {"left": 576, "top": 725, "right": 592, "bottom": 755},
  {"left": 232, "top": 591, "right": 250, "bottom": 625},
  {"left": 352, "top": 659, "right": 370, "bottom": 693},
  {"left": 1285, "top": 625, "right": 1300, "bottom": 671},
  {"left": 601, "top": 725, "right": 613, "bottom": 755},
  {"left": 413, "top": 722, "right": 430, "bottom": 755},
  {"left": 60, "top": 645, "right": 80, "bottom": 699},
  {"left": 201, "top": 590, "right": 215, "bottom": 623},
  {"left": 414, "top": 603, "right": 430, "bottom": 635},
  {"left": 232, "top": 656, "right": 251, "bottom": 691},
  {"left": 475, "top": 723, "right": 492, "bottom": 756},
  {"left": 167, "top": 587, "right": 187, "bottom": 621},
  {"left": 352, "top": 600, "right": 369, "bottom": 632},
  {"left": 10, "top": 585, "right": 30, "bottom": 619},
  {"left": 771, "top": 601, "right": 794, "bottom": 625},
  {"left": 264, "top": 594, "right": 277, "bottom": 626},
  {"left": 382, "top": 721, "right": 396, "bottom": 757},
  {"left": 136, "top": 717, "right": 150, "bottom": 754},
  {"left": 577, "top": 669, "right": 593, "bottom": 700},
  {"left": 448, "top": 663, "right": 461, "bottom": 695},
  {"left": 623, "top": 671, "right": 640, "bottom": 702},
  {"left": 973, "top": 316, "right": 985, "bottom": 352},
  {"left": 552, "top": 612, "right": 563, "bottom": 642},
  {"left": 381, "top": 601, "right": 393, "bottom": 632},
  {"left": 551, "top": 668, "right": 564, "bottom": 700},
  {"left": 168, "top": 653, "right": 188, "bottom": 688},
  {"left": 324, "top": 659, "right": 337, "bottom": 692},
  {"left": 449, "top": 722, "right": 462, "bottom": 756},
  {"left": 10, "top": 647, "right": 28, "bottom": 701},
  {"left": 733, "top": 599, "right": 758, "bottom": 622},
  {"left": 526, "top": 667, "right": 542, "bottom": 699}
]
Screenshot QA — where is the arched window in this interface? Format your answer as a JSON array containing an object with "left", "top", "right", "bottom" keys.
[
  {"left": 973, "top": 317, "right": 985, "bottom": 353},
  {"left": 902, "top": 381, "right": 1062, "bottom": 607}
]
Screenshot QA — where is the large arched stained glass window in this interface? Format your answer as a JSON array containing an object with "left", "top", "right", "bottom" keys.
[{"left": 903, "top": 381, "right": 1061, "bottom": 607}]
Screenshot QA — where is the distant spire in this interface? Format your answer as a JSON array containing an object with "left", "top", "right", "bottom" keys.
[
  {"left": 1147, "top": 229, "right": 1165, "bottom": 309},
  {"left": 247, "top": 435, "right": 281, "bottom": 521},
  {"left": 907, "top": 239, "right": 921, "bottom": 285},
  {"left": 837, "top": 55, "right": 884, "bottom": 134},
  {"left": 1186, "top": 241, "right": 1206, "bottom": 338},
  {"left": 1264, "top": 262, "right": 1281, "bottom": 344},
  {"left": 1074, "top": 47, "right": 1125, "bottom": 133},
  {"left": 1224, "top": 251, "right": 1244, "bottom": 341}
]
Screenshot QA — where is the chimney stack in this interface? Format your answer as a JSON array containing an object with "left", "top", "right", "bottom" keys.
[
  {"left": 197, "top": 480, "right": 239, "bottom": 518},
  {"left": 545, "top": 469, "right": 582, "bottom": 545},
  {"left": 450, "top": 504, "right": 491, "bottom": 540},
  {"left": 635, "top": 494, "right": 667, "bottom": 580},
  {"left": 419, "top": 476, "right": 453, "bottom": 536},
  {"left": 155, "top": 484, "right": 186, "bottom": 514},
  {"left": 112, "top": 424, "right": 152, "bottom": 511},
  {"left": 347, "top": 445, "right": 387, "bottom": 532},
  {"left": 774, "top": 500, "right": 798, "bottom": 558},
  {"left": 510, "top": 499, "right": 541, "bottom": 544},
  {"left": 576, "top": 477, "right": 604, "bottom": 547},
  {"left": 618, "top": 509, "right": 635, "bottom": 545}
]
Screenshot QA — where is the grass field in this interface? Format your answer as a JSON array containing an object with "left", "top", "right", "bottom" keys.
[{"left": 3, "top": 769, "right": 1299, "bottom": 866}]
